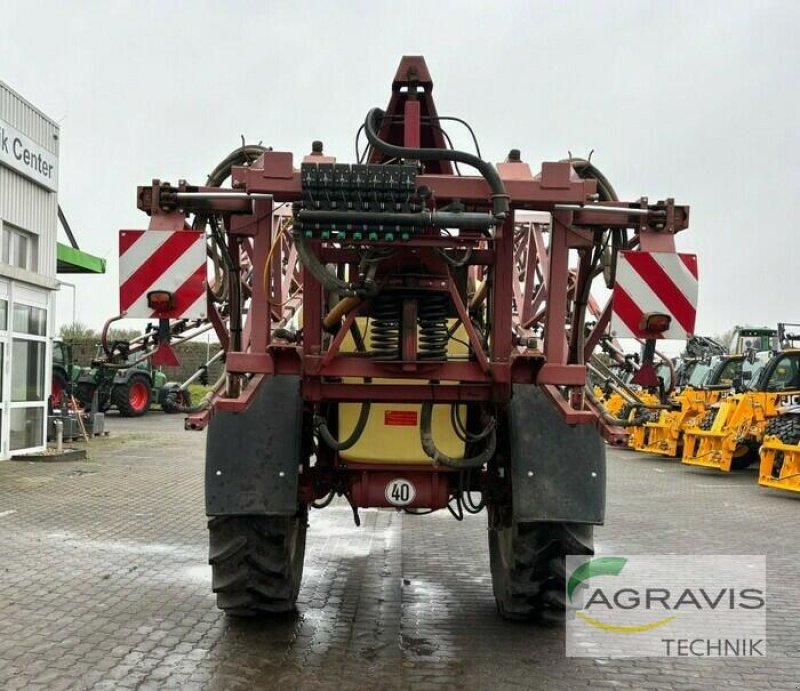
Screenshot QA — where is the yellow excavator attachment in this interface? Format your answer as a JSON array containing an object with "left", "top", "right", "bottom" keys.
[
  {"left": 758, "top": 410, "right": 800, "bottom": 492},
  {"left": 682, "top": 351, "right": 800, "bottom": 472},
  {"left": 759, "top": 436, "right": 800, "bottom": 492},
  {"left": 636, "top": 388, "right": 725, "bottom": 458}
]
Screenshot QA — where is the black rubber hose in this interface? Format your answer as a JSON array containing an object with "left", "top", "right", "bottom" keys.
[
  {"left": 315, "top": 402, "right": 371, "bottom": 451},
  {"left": 420, "top": 401, "right": 496, "bottom": 469},
  {"left": 311, "top": 490, "right": 336, "bottom": 509},
  {"left": 206, "top": 145, "right": 268, "bottom": 187},
  {"left": 584, "top": 387, "right": 660, "bottom": 427},
  {"left": 293, "top": 230, "right": 359, "bottom": 297},
  {"left": 364, "top": 108, "right": 509, "bottom": 220},
  {"left": 450, "top": 403, "right": 495, "bottom": 443}
]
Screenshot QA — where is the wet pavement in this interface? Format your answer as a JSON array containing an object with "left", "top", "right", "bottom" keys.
[{"left": 0, "top": 413, "right": 798, "bottom": 690}]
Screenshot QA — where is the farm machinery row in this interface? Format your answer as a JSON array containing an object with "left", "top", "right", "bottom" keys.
[
  {"left": 50, "top": 318, "right": 221, "bottom": 418},
  {"left": 594, "top": 324, "right": 800, "bottom": 494},
  {"left": 120, "top": 56, "right": 698, "bottom": 619}
]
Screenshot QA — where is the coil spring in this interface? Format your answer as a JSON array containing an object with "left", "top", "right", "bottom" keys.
[
  {"left": 418, "top": 293, "right": 449, "bottom": 360},
  {"left": 370, "top": 295, "right": 402, "bottom": 360}
]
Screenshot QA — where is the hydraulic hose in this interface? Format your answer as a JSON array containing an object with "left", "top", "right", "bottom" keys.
[
  {"left": 364, "top": 108, "right": 510, "bottom": 220},
  {"left": 323, "top": 296, "right": 363, "bottom": 332},
  {"left": 315, "top": 402, "right": 371, "bottom": 451},
  {"left": 162, "top": 374, "right": 225, "bottom": 415},
  {"left": 420, "top": 401, "right": 496, "bottom": 469},
  {"left": 565, "top": 158, "right": 618, "bottom": 203},
  {"left": 450, "top": 403, "right": 495, "bottom": 443},
  {"left": 199, "top": 144, "right": 268, "bottom": 305},
  {"left": 293, "top": 230, "right": 360, "bottom": 297},
  {"left": 206, "top": 145, "right": 268, "bottom": 187},
  {"left": 584, "top": 387, "right": 659, "bottom": 427}
]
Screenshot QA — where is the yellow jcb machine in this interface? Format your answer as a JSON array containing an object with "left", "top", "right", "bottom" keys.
[
  {"left": 587, "top": 354, "right": 663, "bottom": 445},
  {"left": 636, "top": 354, "right": 745, "bottom": 458},
  {"left": 759, "top": 404, "right": 800, "bottom": 492},
  {"left": 623, "top": 360, "right": 677, "bottom": 450},
  {"left": 759, "top": 323, "right": 800, "bottom": 492},
  {"left": 682, "top": 349, "right": 800, "bottom": 472}
]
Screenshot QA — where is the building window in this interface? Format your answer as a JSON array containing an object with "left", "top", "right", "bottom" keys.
[
  {"left": 12, "top": 303, "right": 46, "bottom": 336},
  {"left": 11, "top": 339, "right": 45, "bottom": 402},
  {"left": 2, "top": 224, "right": 39, "bottom": 273},
  {"left": 10, "top": 407, "right": 43, "bottom": 451}
]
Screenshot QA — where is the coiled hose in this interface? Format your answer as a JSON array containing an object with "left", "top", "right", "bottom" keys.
[
  {"left": 198, "top": 144, "right": 268, "bottom": 305},
  {"left": 419, "top": 401, "right": 496, "bottom": 469},
  {"left": 315, "top": 402, "right": 371, "bottom": 451},
  {"left": 363, "top": 108, "right": 509, "bottom": 221}
]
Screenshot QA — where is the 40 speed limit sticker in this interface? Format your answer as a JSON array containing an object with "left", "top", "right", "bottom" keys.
[{"left": 385, "top": 478, "right": 416, "bottom": 507}]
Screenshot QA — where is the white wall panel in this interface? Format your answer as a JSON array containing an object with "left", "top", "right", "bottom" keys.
[{"left": 0, "top": 81, "right": 59, "bottom": 281}]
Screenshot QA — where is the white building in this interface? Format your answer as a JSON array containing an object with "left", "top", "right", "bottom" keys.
[{"left": 0, "top": 80, "right": 103, "bottom": 459}]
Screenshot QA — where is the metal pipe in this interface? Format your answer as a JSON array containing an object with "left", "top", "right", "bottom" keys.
[
  {"left": 58, "top": 280, "right": 77, "bottom": 328},
  {"left": 54, "top": 419, "right": 63, "bottom": 453},
  {"left": 176, "top": 192, "right": 273, "bottom": 201},
  {"left": 554, "top": 204, "right": 663, "bottom": 217},
  {"left": 296, "top": 209, "right": 494, "bottom": 231},
  {"left": 181, "top": 349, "right": 224, "bottom": 388}
]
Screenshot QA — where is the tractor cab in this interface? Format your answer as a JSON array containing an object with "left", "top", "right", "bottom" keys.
[{"left": 729, "top": 326, "right": 777, "bottom": 356}]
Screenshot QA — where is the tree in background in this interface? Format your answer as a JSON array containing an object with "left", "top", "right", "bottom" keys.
[
  {"left": 107, "top": 328, "right": 142, "bottom": 342},
  {"left": 713, "top": 329, "right": 733, "bottom": 349},
  {"left": 59, "top": 322, "right": 142, "bottom": 343},
  {"left": 59, "top": 321, "right": 97, "bottom": 341}
]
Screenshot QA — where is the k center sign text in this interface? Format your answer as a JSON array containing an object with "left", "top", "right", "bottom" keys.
[{"left": 0, "top": 118, "right": 58, "bottom": 192}]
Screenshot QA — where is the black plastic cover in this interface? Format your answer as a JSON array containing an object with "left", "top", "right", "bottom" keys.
[
  {"left": 508, "top": 385, "right": 606, "bottom": 524},
  {"left": 205, "top": 375, "right": 303, "bottom": 516}
]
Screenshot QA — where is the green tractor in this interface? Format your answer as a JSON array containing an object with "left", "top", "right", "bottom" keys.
[
  {"left": 51, "top": 339, "right": 81, "bottom": 408},
  {"left": 75, "top": 344, "right": 172, "bottom": 417}
]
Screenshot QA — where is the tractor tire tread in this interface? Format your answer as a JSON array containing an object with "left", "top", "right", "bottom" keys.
[
  {"left": 209, "top": 513, "right": 307, "bottom": 617},
  {"left": 489, "top": 513, "right": 593, "bottom": 621},
  {"left": 113, "top": 374, "right": 152, "bottom": 417}
]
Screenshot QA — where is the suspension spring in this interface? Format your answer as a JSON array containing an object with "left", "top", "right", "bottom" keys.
[
  {"left": 370, "top": 294, "right": 402, "bottom": 360},
  {"left": 418, "top": 292, "right": 449, "bottom": 360}
]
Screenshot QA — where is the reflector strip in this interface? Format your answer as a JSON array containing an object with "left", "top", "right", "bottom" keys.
[
  {"left": 119, "top": 230, "right": 206, "bottom": 319},
  {"left": 611, "top": 251, "right": 698, "bottom": 340}
]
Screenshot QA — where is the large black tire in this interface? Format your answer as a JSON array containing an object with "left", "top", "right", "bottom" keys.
[
  {"left": 489, "top": 507, "right": 593, "bottom": 620},
  {"left": 730, "top": 442, "right": 759, "bottom": 470},
  {"left": 158, "top": 383, "right": 192, "bottom": 414},
  {"left": 113, "top": 374, "right": 152, "bottom": 417},
  {"left": 209, "top": 511, "right": 307, "bottom": 617},
  {"left": 698, "top": 409, "right": 717, "bottom": 430},
  {"left": 699, "top": 408, "right": 756, "bottom": 469},
  {"left": 765, "top": 415, "right": 800, "bottom": 478}
]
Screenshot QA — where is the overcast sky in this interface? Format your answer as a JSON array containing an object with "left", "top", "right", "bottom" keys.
[{"left": 1, "top": 0, "right": 797, "bottom": 340}]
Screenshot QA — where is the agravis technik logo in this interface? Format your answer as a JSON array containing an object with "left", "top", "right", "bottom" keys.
[
  {"left": 565, "top": 555, "right": 766, "bottom": 658},
  {"left": 567, "top": 557, "right": 677, "bottom": 633}
]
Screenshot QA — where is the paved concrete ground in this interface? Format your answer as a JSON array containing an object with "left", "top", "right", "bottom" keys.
[{"left": 0, "top": 413, "right": 798, "bottom": 690}]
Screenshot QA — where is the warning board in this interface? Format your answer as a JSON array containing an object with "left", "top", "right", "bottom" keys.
[
  {"left": 119, "top": 230, "right": 206, "bottom": 319},
  {"left": 611, "top": 251, "right": 698, "bottom": 340}
]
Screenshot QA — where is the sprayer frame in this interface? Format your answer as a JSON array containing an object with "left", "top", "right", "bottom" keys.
[{"left": 134, "top": 56, "right": 689, "bottom": 511}]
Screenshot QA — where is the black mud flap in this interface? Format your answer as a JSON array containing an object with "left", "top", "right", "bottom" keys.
[
  {"left": 206, "top": 375, "right": 303, "bottom": 516},
  {"left": 508, "top": 385, "right": 605, "bottom": 524}
]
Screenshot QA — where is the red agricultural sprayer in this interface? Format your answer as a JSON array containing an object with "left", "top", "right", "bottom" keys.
[{"left": 123, "top": 56, "right": 695, "bottom": 619}]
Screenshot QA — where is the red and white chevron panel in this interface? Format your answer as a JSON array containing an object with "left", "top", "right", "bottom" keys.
[
  {"left": 119, "top": 230, "right": 206, "bottom": 319},
  {"left": 611, "top": 250, "right": 698, "bottom": 339}
]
